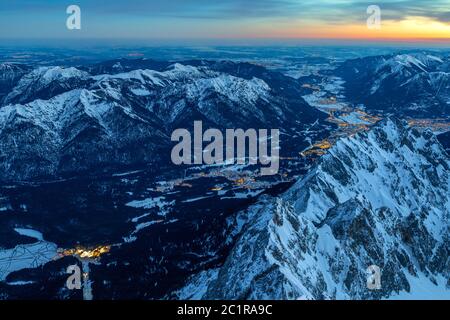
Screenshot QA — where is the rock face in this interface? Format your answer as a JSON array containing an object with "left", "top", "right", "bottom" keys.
[
  {"left": 337, "top": 53, "right": 450, "bottom": 117},
  {"left": 438, "top": 131, "right": 450, "bottom": 154},
  {"left": 3, "top": 66, "right": 92, "bottom": 106},
  {"left": 0, "top": 63, "right": 32, "bottom": 104},
  {"left": 177, "top": 118, "right": 450, "bottom": 300},
  {"left": 0, "top": 60, "right": 326, "bottom": 182}
]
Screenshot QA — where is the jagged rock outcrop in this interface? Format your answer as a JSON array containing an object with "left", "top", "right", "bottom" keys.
[
  {"left": 337, "top": 53, "right": 450, "bottom": 117},
  {"left": 0, "top": 61, "right": 326, "bottom": 182},
  {"left": 177, "top": 118, "right": 450, "bottom": 300}
]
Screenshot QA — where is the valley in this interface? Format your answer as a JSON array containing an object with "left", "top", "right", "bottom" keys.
[{"left": 0, "top": 48, "right": 449, "bottom": 300}]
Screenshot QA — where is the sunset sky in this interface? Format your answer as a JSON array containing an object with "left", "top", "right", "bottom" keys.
[{"left": 0, "top": 0, "right": 449, "bottom": 42}]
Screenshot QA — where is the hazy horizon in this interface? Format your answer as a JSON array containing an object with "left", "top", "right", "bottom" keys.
[
  {"left": 1, "top": 1, "right": 449, "bottom": 42},
  {"left": 1, "top": 38, "right": 449, "bottom": 49}
]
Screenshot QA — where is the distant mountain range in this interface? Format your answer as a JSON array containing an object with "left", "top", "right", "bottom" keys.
[
  {"left": 1, "top": 53, "right": 449, "bottom": 300},
  {"left": 337, "top": 52, "right": 450, "bottom": 118},
  {"left": 0, "top": 59, "right": 327, "bottom": 182},
  {"left": 177, "top": 118, "right": 450, "bottom": 300},
  {"left": 0, "top": 63, "right": 32, "bottom": 103}
]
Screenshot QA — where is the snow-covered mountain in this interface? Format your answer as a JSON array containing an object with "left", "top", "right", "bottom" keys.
[
  {"left": 438, "top": 131, "right": 450, "bottom": 154},
  {"left": 177, "top": 118, "right": 450, "bottom": 300},
  {"left": 0, "top": 63, "right": 31, "bottom": 104},
  {"left": 0, "top": 60, "right": 326, "bottom": 182},
  {"left": 3, "top": 66, "right": 92, "bottom": 106},
  {"left": 337, "top": 53, "right": 450, "bottom": 117}
]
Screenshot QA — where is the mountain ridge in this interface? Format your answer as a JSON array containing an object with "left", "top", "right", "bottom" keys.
[
  {"left": 0, "top": 60, "right": 328, "bottom": 182},
  {"left": 336, "top": 52, "right": 450, "bottom": 117},
  {"left": 176, "top": 118, "right": 450, "bottom": 300}
]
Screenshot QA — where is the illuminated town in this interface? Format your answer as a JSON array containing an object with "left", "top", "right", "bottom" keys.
[
  {"left": 407, "top": 118, "right": 450, "bottom": 133},
  {"left": 58, "top": 245, "right": 111, "bottom": 261}
]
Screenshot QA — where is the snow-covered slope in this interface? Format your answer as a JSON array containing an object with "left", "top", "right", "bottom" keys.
[
  {"left": 438, "top": 131, "right": 450, "bottom": 154},
  {"left": 177, "top": 118, "right": 450, "bottom": 300},
  {"left": 91, "top": 64, "right": 277, "bottom": 127},
  {"left": 0, "top": 61, "right": 326, "bottom": 182},
  {"left": 337, "top": 53, "right": 450, "bottom": 117},
  {"left": 0, "top": 88, "right": 170, "bottom": 181},
  {"left": 3, "top": 66, "right": 91, "bottom": 106},
  {"left": 0, "top": 63, "right": 31, "bottom": 104}
]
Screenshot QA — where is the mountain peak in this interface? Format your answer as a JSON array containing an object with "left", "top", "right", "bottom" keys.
[
  {"left": 178, "top": 117, "right": 450, "bottom": 300},
  {"left": 337, "top": 53, "right": 449, "bottom": 117},
  {"left": 3, "top": 66, "right": 90, "bottom": 106}
]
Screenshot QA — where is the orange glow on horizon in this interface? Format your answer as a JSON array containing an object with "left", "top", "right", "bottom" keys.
[{"left": 239, "top": 17, "right": 450, "bottom": 42}]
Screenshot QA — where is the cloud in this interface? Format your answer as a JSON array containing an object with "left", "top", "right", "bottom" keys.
[
  {"left": 98, "top": 0, "right": 450, "bottom": 24},
  {"left": 0, "top": 0, "right": 448, "bottom": 39},
  {"left": 1, "top": 0, "right": 448, "bottom": 23}
]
